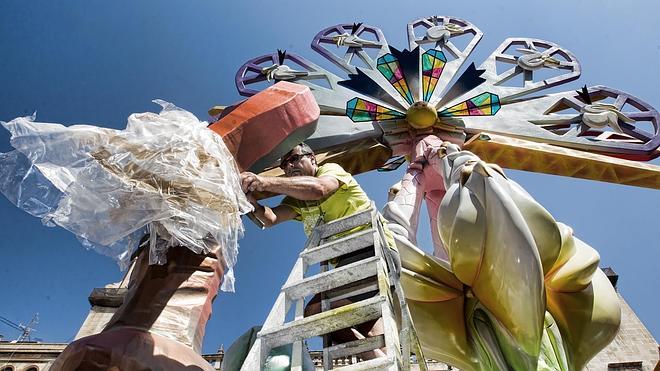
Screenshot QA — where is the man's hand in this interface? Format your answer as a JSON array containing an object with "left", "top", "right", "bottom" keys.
[
  {"left": 239, "top": 171, "right": 299, "bottom": 228},
  {"left": 241, "top": 172, "right": 269, "bottom": 193}
]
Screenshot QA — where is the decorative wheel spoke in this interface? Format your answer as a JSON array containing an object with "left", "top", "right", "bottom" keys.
[
  {"left": 462, "top": 86, "right": 660, "bottom": 159},
  {"left": 311, "top": 23, "right": 389, "bottom": 75}
]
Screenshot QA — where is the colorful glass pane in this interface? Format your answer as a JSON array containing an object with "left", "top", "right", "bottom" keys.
[
  {"left": 346, "top": 97, "right": 406, "bottom": 122},
  {"left": 377, "top": 53, "right": 414, "bottom": 105},
  {"left": 422, "top": 49, "right": 447, "bottom": 102},
  {"left": 439, "top": 92, "right": 501, "bottom": 117}
]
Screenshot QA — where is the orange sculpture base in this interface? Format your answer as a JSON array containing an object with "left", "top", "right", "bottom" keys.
[
  {"left": 51, "top": 244, "right": 223, "bottom": 371},
  {"left": 50, "top": 327, "right": 214, "bottom": 371}
]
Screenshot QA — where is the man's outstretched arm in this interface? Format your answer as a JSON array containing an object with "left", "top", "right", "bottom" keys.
[
  {"left": 249, "top": 201, "right": 298, "bottom": 228},
  {"left": 241, "top": 172, "right": 340, "bottom": 201}
]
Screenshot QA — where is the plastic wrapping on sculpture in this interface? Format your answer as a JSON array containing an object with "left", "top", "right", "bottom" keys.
[
  {"left": 391, "top": 144, "right": 620, "bottom": 371},
  {"left": 0, "top": 100, "right": 251, "bottom": 292}
]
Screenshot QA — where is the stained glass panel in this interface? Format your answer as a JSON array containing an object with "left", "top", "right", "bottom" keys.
[
  {"left": 422, "top": 49, "right": 447, "bottom": 102},
  {"left": 377, "top": 54, "right": 414, "bottom": 104},
  {"left": 346, "top": 97, "right": 406, "bottom": 122},
  {"left": 439, "top": 92, "right": 501, "bottom": 117}
]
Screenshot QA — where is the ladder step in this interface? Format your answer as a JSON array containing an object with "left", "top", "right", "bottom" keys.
[
  {"left": 333, "top": 355, "right": 396, "bottom": 370},
  {"left": 325, "top": 278, "right": 378, "bottom": 303},
  {"left": 282, "top": 257, "right": 380, "bottom": 301},
  {"left": 301, "top": 228, "right": 375, "bottom": 265},
  {"left": 317, "top": 208, "right": 373, "bottom": 239},
  {"left": 259, "top": 296, "right": 385, "bottom": 349},
  {"left": 326, "top": 334, "right": 385, "bottom": 360}
]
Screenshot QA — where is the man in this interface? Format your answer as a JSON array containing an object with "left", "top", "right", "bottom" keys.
[
  {"left": 240, "top": 142, "right": 371, "bottom": 234},
  {"left": 240, "top": 142, "right": 389, "bottom": 359}
]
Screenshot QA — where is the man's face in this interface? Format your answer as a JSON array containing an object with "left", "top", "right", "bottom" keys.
[{"left": 281, "top": 146, "right": 316, "bottom": 177}]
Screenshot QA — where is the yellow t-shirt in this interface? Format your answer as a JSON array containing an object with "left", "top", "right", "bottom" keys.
[
  {"left": 280, "top": 163, "right": 396, "bottom": 251},
  {"left": 281, "top": 163, "right": 371, "bottom": 236}
]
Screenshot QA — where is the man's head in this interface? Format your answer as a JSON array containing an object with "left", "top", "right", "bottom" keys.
[{"left": 280, "top": 143, "right": 317, "bottom": 177}]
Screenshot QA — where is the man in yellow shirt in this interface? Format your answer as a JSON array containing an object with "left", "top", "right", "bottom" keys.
[
  {"left": 240, "top": 143, "right": 370, "bottom": 231},
  {"left": 240, "top": 142, "right": 392, "bottom": 359}
]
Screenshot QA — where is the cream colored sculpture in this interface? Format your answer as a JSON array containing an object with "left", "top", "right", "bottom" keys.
[{"left": 389, "top": 141, "right": 620, "bottom": 370}]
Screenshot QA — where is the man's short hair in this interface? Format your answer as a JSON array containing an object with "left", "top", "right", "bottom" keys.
[{"left": 279, "top": 142, "right": 315, "bottom": 167}]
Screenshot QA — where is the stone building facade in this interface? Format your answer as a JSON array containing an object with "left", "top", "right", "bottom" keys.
[{"left": 585, "top": 293, "right": 659, "bottom": 370}]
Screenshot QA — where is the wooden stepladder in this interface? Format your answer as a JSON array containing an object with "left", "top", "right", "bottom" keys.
[{"left": 240, "top": 204, "right": 428, "bottom": 370}]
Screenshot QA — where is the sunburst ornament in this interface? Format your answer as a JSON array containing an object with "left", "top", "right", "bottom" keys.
[
  {"left": 344, "top": 45, "right": 501, "bottom": 129},
  {"left": 235, "top": 16, "right": 659, "bottom": 174}
]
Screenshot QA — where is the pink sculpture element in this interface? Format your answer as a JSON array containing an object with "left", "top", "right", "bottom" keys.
[{"left": 384, "top": 133, "right": 463, "bottom": 260}]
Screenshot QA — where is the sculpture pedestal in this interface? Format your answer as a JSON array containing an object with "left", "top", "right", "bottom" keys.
[{"left": 51, "top": 245, "right": 224, "bottom": 371}]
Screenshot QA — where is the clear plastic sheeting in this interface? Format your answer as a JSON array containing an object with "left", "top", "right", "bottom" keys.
[{"left": 0, "top": 100, "right": 252, "bottom": 292}]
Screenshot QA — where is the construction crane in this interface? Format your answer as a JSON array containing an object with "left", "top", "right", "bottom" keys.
[{"left": 0, "top": 314, "right": 38, "bottom": 342}]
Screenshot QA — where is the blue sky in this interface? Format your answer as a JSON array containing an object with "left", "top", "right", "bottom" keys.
[{"left": 0, "top": 0, "right": 658, "bottom": 355}]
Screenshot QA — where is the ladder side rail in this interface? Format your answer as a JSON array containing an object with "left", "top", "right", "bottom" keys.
[
  {"left": 373, "top": 212, "right": 398, "bottom": 285},
  {"left": 372, "top": 212, "right": 407, "bottom": 369},
  {"left": 241, "top": 244, "right": 310, "bottom": 370},
  {"left": 320, "top": 259, "right": 332, "bottom": 371},
  {"left": 392, "top": 277, "right": 429, "bottom": 371},
  {"left": 260, "top": 257, "right": 306, "bottom": 332},
  {"left": 240, "top": 289, "right": 288, "bottom": 369},
  {"left": 371, "top": 207, "right": 403, "bottom": 369},
  {"left": 239, "top": 336, "right": 267, "bottom": 371},
  {"left": 303, "top": 226, "right": 323, "bottom": 252},
  {"left": 290, "top": 298, "right": 305, "bottom": 371},
  {"left": 376, "top": 258, "right": 403, "bottom": 369},
  {"left": 369, "top": 204, "right": 400, "bottom": 368},
  {"left": 373, "top": 208, "right": 430, "bottom": 370},
  {"left": 375, "top": 214, "right": 430, "bottom": 371},
  {"left": 399, "top": 327, "right": 411, "bottom": 370}
]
